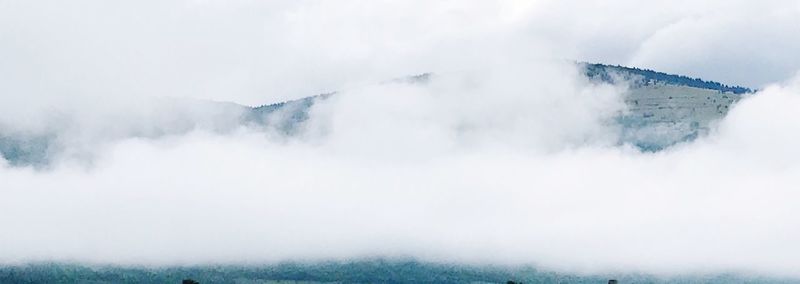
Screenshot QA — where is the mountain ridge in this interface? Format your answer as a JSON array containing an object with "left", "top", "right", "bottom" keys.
[
  {"left": 583, "top": 63, "right": 753, "bottom": 94},
  {"left": 0, "top": 64, "right": 752, "bottom": 167}
]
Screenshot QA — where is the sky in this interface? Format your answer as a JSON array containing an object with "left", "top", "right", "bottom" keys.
[
  {"left": 2, "top": 0, "right": 799, "bottom": 109},
  {"left": 2, "top": 0, "right": 800, "bottom": 278}
]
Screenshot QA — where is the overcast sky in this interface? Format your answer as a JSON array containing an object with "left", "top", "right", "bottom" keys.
[{"left": 1, "top": 0, "right": 798, "bottom": 107}]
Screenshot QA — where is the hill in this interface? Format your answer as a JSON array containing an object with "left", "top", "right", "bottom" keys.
[{"left": 0, "top": 66, "right": 753, "bottom": 166}]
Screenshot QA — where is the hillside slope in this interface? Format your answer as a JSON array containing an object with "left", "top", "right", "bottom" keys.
[{"left": 583, "top": 63, "right": 751, "bottom": 150}]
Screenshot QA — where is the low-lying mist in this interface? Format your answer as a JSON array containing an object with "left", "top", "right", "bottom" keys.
[
  {"left": 2, "top": 0, "right": 800, "bottom": 279},
  {"left": 2, "top": 62, "right": 800, "bottom": 278}
]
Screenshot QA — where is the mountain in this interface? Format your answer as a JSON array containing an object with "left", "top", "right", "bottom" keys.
[
  {"left": 583, "top": 63, "right": 752, "bottom": 151},
  {"left": 0, "top": 66, "right": 750, "bottom": 167},
  {"left": 242, "top": 65, "right": 750, "bottom": 151}
]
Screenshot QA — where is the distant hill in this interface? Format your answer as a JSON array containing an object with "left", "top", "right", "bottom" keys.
[
  {"left": 581, "top": 63, "right": 751, "bottom": 151},
  {"left": 0, "top": 66, "right": 754, "bottom": 167},
  {"left": 583, "top": 63, "right": 752, "bottom": 94}
]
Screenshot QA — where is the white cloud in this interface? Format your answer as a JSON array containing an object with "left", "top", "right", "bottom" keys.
[
  {"left": 1, "top": 0, "right": 800, "bottom": 278},
  {"left": 2, "top": 70, "right": 800, "bottom": 277},
  {"left": 527, "top": 0, "right": 800, "bottom": 87}
]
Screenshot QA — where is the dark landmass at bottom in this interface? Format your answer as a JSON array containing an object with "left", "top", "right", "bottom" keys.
[{"left": 0, "top": 260, "right": 793, "bottom": 284}]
